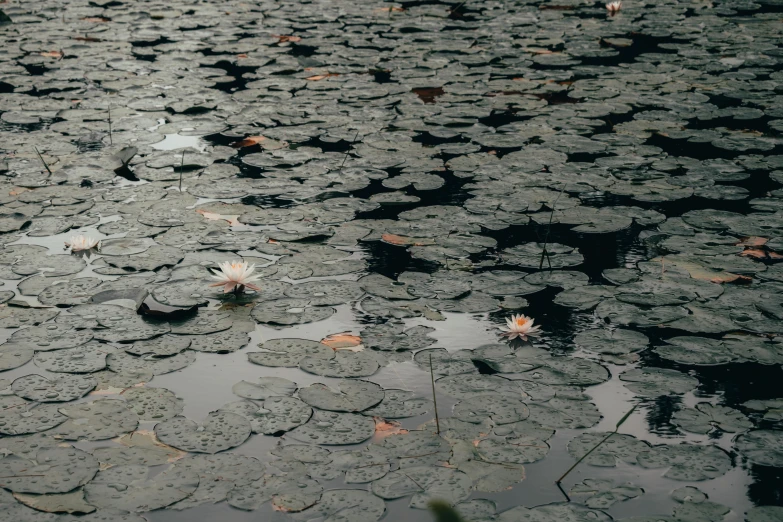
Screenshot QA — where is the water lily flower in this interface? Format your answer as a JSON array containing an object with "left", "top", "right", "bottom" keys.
[
  {"left": 65, "top": 235, "right": 99, "bottom": 251},
  {"left": 606, "top": 1, "right": 622, "bottom": 13},
  {"left": 500, "top": 314, "right": 541, "bottom": 341},
  {"left": 209, "top": 260, "right": 261, "bottom": 294}
]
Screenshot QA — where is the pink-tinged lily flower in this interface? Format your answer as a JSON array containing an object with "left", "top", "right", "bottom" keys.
[
  {"left": 209, "top": 260, "right": 261, "bottom": 294},
  {"left": 500, "top": 314, "right": 542, "bottom": 341},
  {"left": 606, "top": 1, "right": 622, "bottom": 13},
  {"left": 65, "top": 235, "right": 99, "bottom": 251}
]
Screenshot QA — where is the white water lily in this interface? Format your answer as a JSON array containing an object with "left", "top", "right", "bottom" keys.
[
  {"left": 209, "top": 260, "right": 261, "bottom": 294},
  {"left": 500, "top": 314, "right": 542, "bottom": 341},
  {"left": 606, "top": 1, "right": 622, "bottom": 13},
  {"left": 65, "top": 235, "right": 100, "bottom": 251}
]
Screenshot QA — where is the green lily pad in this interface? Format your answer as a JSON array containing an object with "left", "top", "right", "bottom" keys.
[
  {"left": 574, "top": 328, "right": 648, "bottom": 364},
  {"left": 125, "top": 334, "right": 192, "bottom": 357},
  {"left": 232, "top": 376, "right": 297, "bottom": 400},
  {"left": 121, "top": 387, "right": 184, "bottom": 421},
  {"left": 0, "top": 447, "right": 98, "bottom": 494},
  {"left": 289, "top": 410, "right": 375, "bottom": 445},
  {"left": 107, "top": 351, "right": 196, "bottom": 375},
  {"left": 364, "top": 389, "right": 433, "bottom": 419},
  {"left": 169, "top": 453, "right": 266, "bottom": 510},
  {"left": 735, "top": 430, "right": 783, "bottom": 467},
  {"left": 300, "top": 350, "right": 380, "bottom": 378},
  {"left": 570, "top": 478, "right": 644, "bottom": 509},
  {"left": 567, "top": 432, "right": 651, "bottom": 467},
  {"left": 226, "top": 474, "right": 322, "bottom": 511},
  {"left": 636, "top": 443, "right": 731, "bottom": 481},
  {"left": 620, "top": 368, "right": 699, "bottom": 397},
  {"left": 84, "top": 464, "right": 199, "bottom": 512},
  {"left": 298, "top": 489, "right": 386, "bottom": 522},
  {"left": 220, "top": 397, "right": 312, "bottom": 435},
  {"left": 671, "top": 403, "right": 752, "bottom": 434},
  {"left": 33, "top": 342, "right": 112, "bottom": 373},
  {"left": 298, "top": 380, "right": 384, "bottom": 412},
  {"left": 11, "top": 374, "right": 95, "bottom": 402},
  {"left": 0, "top": 396, "right": 66, "bottom": 435},
  {"left": 53, "top": 399, "right": 138, "bottom": 441},
  {"left": 154, "top": 411, "right": 252, "bottom": 454},
  {"left": 372, "top": 465, "right": 473, "bottom": 508},
  {"left": 248, "top": 338, "right": 334, "bottom": 367}
]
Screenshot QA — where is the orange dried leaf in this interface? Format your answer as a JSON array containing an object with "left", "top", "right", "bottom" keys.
[
  {"left": 375, "top": 6, "right": 405, "bottom": 11},
  {"left": 381, "top": 233, "right": 434, "bottom": 247},
  {"left": 321, "top": 333, "right": 362, "bottom": 349},
  {"left": 373, "top": 417, "right": 408, "bottom": 438},
  {"left": 274, "top": 35, "right": 301, "bottom": 43},
  {"left": 40, "top": 50, "right": 63, "bottom": 58},
  {"left": 737, "top": 236, "right": 768, "bottom": 247},
  {"left": 306, "top": 73, "right": 340, "bottom": 81},
  {"left": 237, "top": 53, "right": 248, "bottom": 59},
  {"left": 196, "top": 209, "right": 240, "bottom": 226},
  {"left": 232, "top": 135, "right": 266, "bottom": 148}
]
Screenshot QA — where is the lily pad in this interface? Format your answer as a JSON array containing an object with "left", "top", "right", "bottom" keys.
[
  {"left": 121, "top": 387, "right": 184, "bottom": 421},
  {"left": 620, "top": 368, "right": 699, "bottom": 397},
  {"left": 220, "top": 397, "right": 312, "bottom": 435},
  {"left": 288, "top": 410, "right": 375, "bottom": 445},
  {"left": 232, "top": 377, "right": 297, "bottom": 400},
  {"left": 0, "top": 447, "right": 98, "bottom": 494},
  {"left": 735, "top": 430, "right": 783, "bottom": 467},
  {"left": 84, "top": 464, "right": 199, "bottom": 512},
  {"left": 300, "top": 350, "right": 380, "bottom": 378},
  {"left": 11, "top": 374, "right": 95, "bottom": 402},
  {"left": 155, "top": 411, "right": 251, "bottom": 454},
  {"left": 248, "top": 338, "right": 334, "bottom": 367},
  {"left": 53, "top": 399, "right": 138, "bottom": 441},
  {"left": 298, "top": 380, "right": 384, "bottom": 412}
]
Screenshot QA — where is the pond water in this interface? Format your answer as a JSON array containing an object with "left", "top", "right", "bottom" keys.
[{"left": 0, "top": 0, "right": 781, "bottom": 521}]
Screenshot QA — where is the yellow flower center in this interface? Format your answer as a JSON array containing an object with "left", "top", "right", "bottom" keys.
[{"left": 516, "top": 318, "right": 529, "bottom": 327}]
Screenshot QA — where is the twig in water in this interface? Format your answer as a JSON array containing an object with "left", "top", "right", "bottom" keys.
[
  {"left": 34, "top": 146, "right": 52, "bottom": 175},
  {"left": 429, "top": 353, "right": 440, "bottom": 435},
  {"left": 179, "top": 150, "right": 185, "bottom": 192},
  {"left": 556, "top": 403, "right": 637, "bottom": 485},
  {"left": 539, "top": 183, "right": 567, "bottom": 270},
  {"left": 108, "top": 105, "right": 113, "bottom": 145},
  {"left": 661, "top": 257, "right": 665, "bottom": 277},
  {"left": 339, "top": 130, "right": 360, "bottom": 169}
]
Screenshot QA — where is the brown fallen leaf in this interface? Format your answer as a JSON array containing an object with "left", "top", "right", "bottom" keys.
[
  {"left": 196, "top": 209, "right": 240, "bottom": 226},
  {"left": 737, "top": 236, "right": 768, "bottom": 247},
  {"left": 112, "top": 430, "right": 187, "bottom": 464},
  {"left": 741, "top": 248, "right": 783, "bottom": 260},
  {"left": 236, "top": 53, "right": 248, "bottom": 59},
  {"left": 321, "top": 333, "right": 362, "bottom": 350},
  {"left": 651, "top": 256, "right": 752, "bottom": 284},
  {"left": 373, "top": 417, "right": 408, "bottom": 438},
  {"left": 231, "top": 135, "right": 266, "bottom": 148},
  {"left": 80, "top": 16, "right": 110, "bottom": 22},
  {"left": 412, "top": 86, "right": 445, "bottom": 104},
  {"left": 381, "top": 233, "right": 435, "bottom": 247},
  {"left": 306, "top": 73, "right": 340, "bottom": 81},
  {"left": 375, "top": 6, "right": 405, "bottom": 11},
  {"left": 274, "top": 35, "right": 301, "bottom": 43},
  {"left": 9, "top": 187, "right": 28, "bottom": 196},
  {"left": 40, "top": 50, "right": 63, "bottom": 58}
]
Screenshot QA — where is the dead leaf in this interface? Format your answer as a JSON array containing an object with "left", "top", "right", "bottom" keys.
[
  {"left": 375, "top": 6, "right": 405, "bottom": 11},
  {"left": 373, "top": 417, "right": 408, "bottom": 439},
  {"left": 274, "top": 35, "right": 301, "bottom": 43},
  {"left": 231, "top": 135, "right": 266, "bottom": 148},
  {"left": 196, "top": 209, "right": 240, "bottom": 226},
  {"left": 40, "top": 50, "right": 63, "bottom": 58},
  {"left": 306, "top": 73, "right": 340, "bottom": 81},
  {"left": 741, "top": 248, "right": 783, "bottom": 260},
  {"left": 9, "top": 187, "right": 28, "bottom": 196},
  {"left": 651, "top": 256, "right": 752, "bottom": 284},
  {"left": 381, "top": 233, "right": 435, "bottom": 247},
  {"left": 237, "top": 53, "right": 248, "bottom": 59},
  {"left": 113, "top": 430, "right": 186, "bottom": 463},
  {"left": 321, "top": 333, "right": 362, "bottom": 350},
  {"left": 737, "top": 236, "right": 768, "bottom": 247},
  {"left": 412, "top": 86, "right": 445, "bottom": 104},
  {"left": 80, "top": 16, "right": 110, "bottom": 22}
]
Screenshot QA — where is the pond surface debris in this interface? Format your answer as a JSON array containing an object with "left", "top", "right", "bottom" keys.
[{"left": 0, "top": 0, "right": 781, "bottom": 521}]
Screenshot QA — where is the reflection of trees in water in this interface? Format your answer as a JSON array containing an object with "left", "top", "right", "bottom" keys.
[
  {"left": 747, "top": 464, "right": 783, "bottom": 507},
  {"left": 644, "top": 395, "right": 681, "bottom": 436}
]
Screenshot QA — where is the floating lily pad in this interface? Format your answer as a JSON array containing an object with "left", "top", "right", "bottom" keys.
[
  {"left": 107, "top": 351, "right": 196, "bottom": 376},
  {"left": 620, "top": 368, "right": 699, "bottom": 397},
  {"left": 9, "top": 324, "right": 93, "bottom": 351},
  {"left": 574, "top": 329, "right": 648, "bottom": 364},
  {"left": 232, "top": 377, "right": 297, "bottom": 400},
  {"left": 125, "top": 334, "right": 192, "bottom": 357},
  {"left": 220, "top": 397, "right": 312, "bottom": 435},
  {"left": 453, "top": 394, "right": 530, "bottom": 425},
  {"left": 735, "top": 430, "right": 783, "bottom": 467},
  {"left": 0, "top": 447, "right": 98, "bottom": 494},
  {"left": 298, "top": 380, "right": 384, "bottom": 412},
  {"left": 364, "top": 389, "right": 432, "bottom": 419},
  {"left": 672, "top": 403, "right": 752, "bottom": 434},
  {"left": 169, "top": 453, "right": 265, "bottom": 510},
  {"left": 289, "top": 410, "right": 375, "bottom": 445},
  {"left": 84, "top": 464, "right": 199, "bottom": 512},
  {"left": 11, "top": 374, "right": 95, "bottom": 402},
  {"left": 251, "top": 298, "right": 335, "bottom": 326},
  {"left": 637, "top": 443, "right": 731, "bottom": 481},
  {"left": 300, "top": 350, "right": 380, "bottom": 378},
  {"left": 155, "top": 411, "right": 251, "bottom": 454},
  {"left": 121, "top": 387, "right": 184, "bottom": 421},
  {"left": 372, "top": 465, "right": 473, "bottom": 508},
  {"left": 187, "top": 326, "right": 251, "bottom": 354},
  {"left": 248, "top": 338, "right": 334, "bottom": 367},
  {"left": 298, "top": 489, "right": 386, "bottom": 522},
  {"left": 226, "top": 474, "right": 322, "bottom": 512},
  {"left": 570, "top": 479, "right": 644, "bottom": 509},
  {"left": 567, "top": 432, "right": 651, "bottom": 467},
  {"left": 53, "top": 399, "right": 138, "bottom": 441},
  {"left": 33, "top": 342, "right": 112, "bottom": 373}
]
